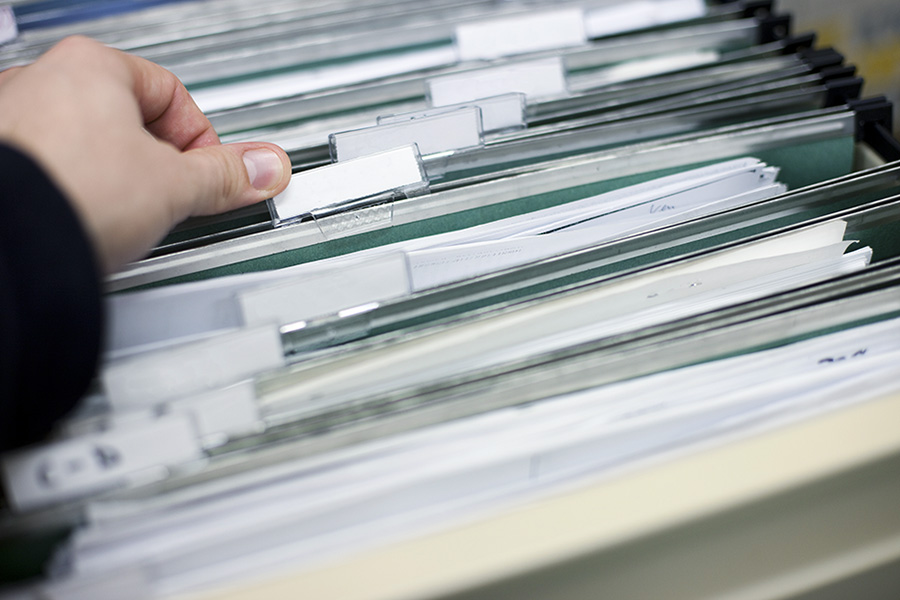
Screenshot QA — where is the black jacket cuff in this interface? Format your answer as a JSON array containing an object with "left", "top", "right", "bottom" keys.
[{"left": 0, "top": 143, "right": 103, "bottom": 451}]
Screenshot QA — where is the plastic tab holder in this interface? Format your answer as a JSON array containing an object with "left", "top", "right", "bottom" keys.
[
  {"left": 65, "top": 383, "right": 261, "bottom": 450},
  {"left": 0, "top": 7, "right": 17, "bottom": 44},
  {"left": 171, "top": 381, "right": 262, "bottom": 449},
  {"left": 584, "top": 0, "right": 706, "bottom": 39},
  {"left": 454, "top": 8, "right": 587, "bottom": 61},
  {"left": 378, "top": 93, "right": 527, "bottom": 134},
  {"left": 428, "top": 57, "right": 568, "bottom": 107},
  {"left": 239, "top": 253, "right": 411, "bottom": 329},
  {"left": 1, "top": 414, "right": 203, "bottom": 511},
  {"left": 269, "top": 145, "right": 428, "bottom": 225},
  {"left": 311, "top": 199, "right": 397, "bottom": 240},
  {"left": 330, "top": 107, "right": 484, "bottom": 162},
  {"left": 101, "top": 325, "right": 285, "bottom": 408}
]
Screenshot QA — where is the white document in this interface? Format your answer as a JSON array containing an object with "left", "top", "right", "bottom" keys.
[
  {"left": 437, "top": 242, "right": 867, "bottom": 392},
  {"left": 407, "top": 173, "right": 786, "bottom": 289},
  {"left": 452, "top": 159, "right": 777, "bottom": 241},
  {"left": 63, "top": 318, "right": 900, "bottom": 596},
  {"left": 261, "top": 222, "right": 860, "bottom": 412}
]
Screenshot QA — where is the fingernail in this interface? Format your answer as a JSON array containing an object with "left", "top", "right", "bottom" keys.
[{"left": 242, "top": 148, "right": 284, "bottom": 191}]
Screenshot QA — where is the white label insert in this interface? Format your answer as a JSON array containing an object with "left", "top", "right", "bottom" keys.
[
  {"left": 331, "top": 107, "right": 484, "bottom": 162},
  {"left": 271, "top": 145, "right": 428, "bottom": 222},
  {"left": 378, "top": 93, "right": 526, "bottom": 134},
  {"left": 2, "top": 415, "right": 202, "bottom": 511},
  {"left": 240, "top": 253, "right": 411, "bottom": 327}
]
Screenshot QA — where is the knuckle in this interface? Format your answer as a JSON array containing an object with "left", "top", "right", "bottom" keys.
[{"left": 53, "top": 35, "right": 96, "bottom": 56}]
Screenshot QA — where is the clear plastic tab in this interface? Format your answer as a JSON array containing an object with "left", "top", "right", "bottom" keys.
[
  {"left": 101, "top": 325, "right": 285, "bottom": 408},
  {"left": 378, "top": 93, "right": 527, "bottom": 134},
  {"left": 269, "top": 145, "right": 428, "bottom": 225},
  {"left": 454, "top": 8, "right": 586, "bottom": 61},
  {"left": 239, "top": 253, "right": 411, "bottom": 328},
  {"left": 428, "top": 57, "right": 568, "bottom": 107},
  {"left": 312, "top": 197, "right": 397, "bottom": 238},
  {"left": 1, "top": 415, "right": 202, "bottom": 511},
  {"left": 63, "top": 383, "right": 262, "bottom": 450},
  {"left": 330, "top": 107, "right": 484, "bottom": 162},
  {"left": 173, "top": 381, "right": 262, "bottom": 449}
]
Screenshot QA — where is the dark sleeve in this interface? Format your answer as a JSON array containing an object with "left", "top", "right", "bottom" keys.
[{"left": 0, "top": 143, "right": 103, "bottom": 452}]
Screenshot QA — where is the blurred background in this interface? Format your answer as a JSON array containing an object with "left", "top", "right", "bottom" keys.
[{"left": 781, "top": 0, "right": 900, "bottom": 133}]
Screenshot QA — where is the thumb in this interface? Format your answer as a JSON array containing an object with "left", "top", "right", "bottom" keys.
[{"left": 177, "top": 142, "right": 291, "bottom": 217}]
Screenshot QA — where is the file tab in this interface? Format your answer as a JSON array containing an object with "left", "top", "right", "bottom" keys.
[
  {"left": 102, "top": 325, "right": 285, "bottom": 408},
  {"left": 378, "top": 93, "right": 527, "bottom": 134},
  {"left": 454, "top": 8, "right": 587, "bottom": 61},
  {"left": 270, "top": 145, "right": 428, "bottom": 224},
  {"left": 239, "top": 253, "right": 411, "bottom": 328},
  {"left": 428, "top": 57, "right": 567, "bottom": 106},
  {"left": 66, "top": 383, "right": 262, "bottom": 450},
  {"left": 330, "top": 107, "right": 484, "bottom": 162},
  {"left": 2, "top": 415, "right": 202, "bottom": 511},
  {"left": 173, "top": 381, "right": 262, "bottom": 449}
]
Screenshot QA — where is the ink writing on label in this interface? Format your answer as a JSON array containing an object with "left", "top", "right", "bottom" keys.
[
  {"left": 818, "top": 348, "right": 868, "bottom": 365},
  {"left": 3, "top": 417, "right": 202, "bottom": 510},
  {"left": 36, "top": 443, "right": 123, "bottom": 488},
  {"left": 94, "top": 444, "right": 122, "bottom": 469},
  {"left": 649, "top": 203, "right": 676, "bottom": 214}
]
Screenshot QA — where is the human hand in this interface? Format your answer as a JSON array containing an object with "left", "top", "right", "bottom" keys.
[{"left": 0, "top": 36, "right": 291, "bottom": 273}]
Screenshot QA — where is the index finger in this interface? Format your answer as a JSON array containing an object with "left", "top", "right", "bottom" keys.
[
  {"left": 118, "top": 47, "right": 220, "bottom": 150},
  {"left": 44, "top": 37, "right": 221, "bottom": 151}
]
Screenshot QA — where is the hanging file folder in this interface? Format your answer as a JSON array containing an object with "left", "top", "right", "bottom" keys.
[{"left": 3, "top": 1, "right": 900, "bottom": 598}]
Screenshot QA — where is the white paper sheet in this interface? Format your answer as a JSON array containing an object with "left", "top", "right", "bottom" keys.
[
  {"left": 261, "top": 223, "right": 860, "bottom": 411},
  {"left": 64, "top": 317, "right": 900, "bottom": 596}
]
